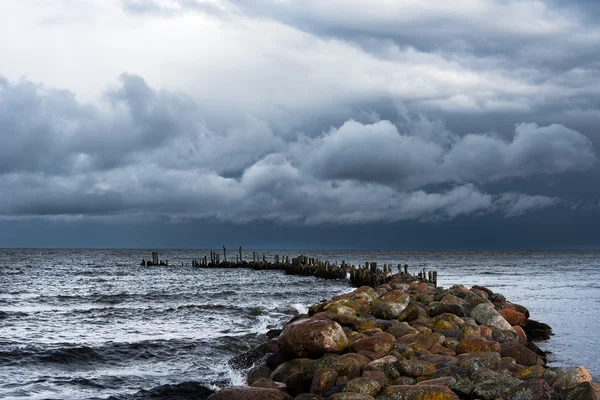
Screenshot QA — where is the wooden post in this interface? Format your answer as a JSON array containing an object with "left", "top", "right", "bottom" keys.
[
  {"left": 404, "top": 264, "right": 408, "bottom": 274},
  {"left": 253, "top": 252, "right": 256, "bottom": 262},
  {"left": 239, "top": 246, "right": 243, "bottom": 262},
  {"left": 223, "top": 247, "right": 227, "bottom": 262}
]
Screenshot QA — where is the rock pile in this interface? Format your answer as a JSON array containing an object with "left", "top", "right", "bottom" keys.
[{"left": 209, "top": 274, "right": 598, "bottom": 400}]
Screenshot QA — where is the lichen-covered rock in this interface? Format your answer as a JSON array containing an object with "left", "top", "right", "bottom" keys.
[
  {"left": 417, "top": 376, "right": 456, "bottom": 388},
  {"left": 397, "top": 332, "right": 444, "bottom": 351},
  {"left": 386, "top": 322, "right": 418, "bottom": 338},
  {"left": 515, "top": 365, "right": 546, "bottom": 380},
  {"left": 457, "top": 351, "right": 501, "bottom": 371},
  {"left": 372, "top": 302, "right": 409, "bottom": 320},
  {"left": 328, "top": 393, "right": 375, "bottom": 400},
  {"left": 310, "top": 368, "right": 337, "bottom": 395},
  {"left": 455, "top": 338, "right": 500, "bottom": 354},
  {"left": 364, "top": 355, "right": 397, "bottom": 372},
  {"left": 470, "top": 303, "right": 515, "bottom": 332},
  {"left": 351, "top": 332, "right": 395, "bottom": 353},
  {"left": 343, "top": 377, "right": 382, "bottom": 396},
  {"left": 380, "top": 385, "right": 460, "bottom": 400},
  {"left": 278, "top": 319, "right": 349, "bottom": 358},
  {"left": 500, "top": 308, "right": 527, "bottom": 326},
  {"left": 562, "top": 382, "right": 599, "bottom": 400},
  {"left": 362, "top": 370, "right": 386, "bottom": 386},
  {"left": 207, "top": 387, "right": 294, "bottom": 400},
  {"left": 470, "top": 368, "right": 522, "bottom": 400},
  {"left": 501, "top": 342, "right": 545, "bottom": 366},
  {"left": 506, "top": 378, "right": 555, "bottom": 400},
  {"left": 552, "top": 366, "right": 594, "bottom": 391},
  {"left": 395, "top": 359, "right": 436, "bottom": 378}
]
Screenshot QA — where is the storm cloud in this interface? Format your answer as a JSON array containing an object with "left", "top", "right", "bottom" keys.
[{"left": 0, "top": 0, "right": 599, "bottom": 246}]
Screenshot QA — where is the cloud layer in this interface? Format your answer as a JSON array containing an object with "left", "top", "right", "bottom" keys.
[{"left": 0, "top": 74, "right": 592, "bottom": 224}]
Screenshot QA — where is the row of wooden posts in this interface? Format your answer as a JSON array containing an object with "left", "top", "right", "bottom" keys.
[{"left": 145, "top": 247, "right": 438, "bottom": 287}]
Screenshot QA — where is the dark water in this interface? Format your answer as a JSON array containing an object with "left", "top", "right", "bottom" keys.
[{"left": 0, "top": 249, "right": 598, "bottom": 399}]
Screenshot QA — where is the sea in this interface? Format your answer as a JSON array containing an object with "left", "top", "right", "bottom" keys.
[{"left": 0, "top": 249, "right": 598, "bottom": 399}]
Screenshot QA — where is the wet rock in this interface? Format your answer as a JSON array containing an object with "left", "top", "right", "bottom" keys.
[
  {"left": 562, "top": 382, "right": 599, "bottom": 400},
  {"left": 552, "top": 366, "right": 594, "bottom": 391},
  {"left": 351, "top": 332, "right": 395, "bottom": 353},
  {"left": 506, "top": 378, "right": 556, "bottom": 400},
  {"left": 278, "top": 319, "right": 349, "bottom": 358},
  {"left": 343, "top": 377, "right": 382, "bottom": 396},
  {"left": 470, "top": 368, "right": 522, "bottom": 400},
  {"left": 267, "top": 351, "right": 291, "bottom": 370},
  {"left": 251, "top": 378, "right": 287, "bottom": 390},
  {"left": 471, "top": 303, "right": 515, "bottom": 332},
  {"left": 522, "top": 319, "right": 553, "bottom": 340},
  {"left": 140, "top": 381, "right": 215, "bottom": 400},
  {"left": 310, "top": 368, "right": 338, "bottom": 395},
  {"left": 501, "top": 342, "right": 545, "bottom": 366},
  {"left": 271, "top": 358, "right": 313, "bottom": 384},
  {"left": 248, "top": 362, "right": 273, "bottom": 385},
  {"left": 207, "top": 387, "right": 294, "bottom": 400},
  {"left": 380, "top": 385, "right": 459, "bottom": 400}
]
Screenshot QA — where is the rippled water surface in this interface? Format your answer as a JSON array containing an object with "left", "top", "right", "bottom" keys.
[{"left": 1, "top": 249, "right": 598, "bottom": 398}]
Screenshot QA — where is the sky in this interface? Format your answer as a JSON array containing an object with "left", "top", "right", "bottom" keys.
[{"left": 0, "top": 0, "right": 599, "bottom": 249}]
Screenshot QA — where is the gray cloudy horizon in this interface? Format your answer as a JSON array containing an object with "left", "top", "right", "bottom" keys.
[{"left": 1, "top": 0, "right": 599, "bottom": 247}]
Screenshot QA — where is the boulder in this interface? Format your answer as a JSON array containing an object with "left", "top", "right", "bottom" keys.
[
  {"left": 343, "top": 377, "right": 382, "bottom": 396},
  {"left": 380, "top": 385, "right": 459, "bottom": 400},
  {"left": 278, "top": 319, "right": 349, "bottom": 358},
  {"left": 271, "top": 358, "right": 313, "bottom": 383},
  {"left": 455, "top": 338, "right": 500, "bottom": 354},
  {"left": 563, "top": 382, "right": 600, "bottom": 400},
  {"left": 522, "top": 319, "right": 553, "bottom": 340},
  {"left": 500, "top": 308, "right": 527, "bottom": 326},
  {"left": 470, "top": 368, "right": 522, "bottom": 400},
  {"left": 457, "top": 352, "right": 501, "bottom": 371},
  {"left": 501, "top": 342, "right": 545, "bottom": 366},
  {"left": 328, "top": 393, "right": 375, "bottom": 400},
  {"left": 207, "top": 387, "right": 293, "bottom": 400},
  {"left": 470, "top": 303, "right": 515, "bottom": 332},
  {"left": 351, "top": 332, "right": 395, "bottom": 354},
  {"left": 310, "top": 368, "right": 337, "bottom": 395},
  {"left": 395, "top": 359, "right": 436, "bottom": 378},
  {"left": 397, "top": 332, "right": 444, "bottom": 351},
  {"left": 506, "top": 378, "right": 556, "bottom": 400},
  {"left": 372, "top": 302, "right": 409, "bottom": 320},
  {"left": 247, "top": 362, "right": 273, "bottom": 385},
  {"left": 553, "top": 366, "right": 594, "bottom": 391},
  {"left": 250, "top": 378, "right": 287, "bottom": 390}
]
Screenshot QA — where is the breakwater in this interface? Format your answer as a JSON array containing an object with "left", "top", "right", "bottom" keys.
[{"left": 208, "top": 271, "right": 598, "bottom": 400}]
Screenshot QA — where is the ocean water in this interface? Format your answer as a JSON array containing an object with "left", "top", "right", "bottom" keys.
[{"left": 0, "top": 249, "right": 598, "bottom": 399}]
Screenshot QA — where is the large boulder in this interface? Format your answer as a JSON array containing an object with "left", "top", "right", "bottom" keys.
[
  {"left": 553, "top": 366, "right": 594, "bottom": 391},
  {"left": 372, "top": 302, "right": 409, "bottom": 320},
  {"left": 470, "top": 303, "right": 515, "bottom": 332},
  {"left": 506, "top": 379, "right": 556, "bottom": 400},
  {"left": 343, "top": 377, "right": 382, "bottom": 396},
  {"left": 501, "top": 342, "right": 545, "bottom": 366},
  {"left": 471, "top": 368, "right": 522, "bottom": 400},
  {"left": 278, "top": 319, "right": 348, "bottom": 358},
  {"left": 207, "top": 387, "right": 293, "bottom": 400},
  {"left": 351, "top": 332, "right": 396, "bottom": 353}
]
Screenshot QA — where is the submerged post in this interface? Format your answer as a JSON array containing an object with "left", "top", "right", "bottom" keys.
[
  {"left": 223, "top": 247, "right": 227, "bottom": 262},
  {"left": 239, "top": 246, "right": 243, "bottom": 262}
]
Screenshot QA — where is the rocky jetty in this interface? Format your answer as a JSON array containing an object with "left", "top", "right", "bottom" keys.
[{"left": 209, "top": 272, "right": 598, "bottom": 400}]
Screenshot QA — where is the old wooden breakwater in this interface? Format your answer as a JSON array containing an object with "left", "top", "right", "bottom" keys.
[{"left": 142, "top": 248, "right": 438, "bottom": 288}]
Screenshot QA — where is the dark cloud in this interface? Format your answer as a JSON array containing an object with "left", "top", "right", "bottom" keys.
[{"left": 0, "top": 74, "right": 591, "bottom": 225}]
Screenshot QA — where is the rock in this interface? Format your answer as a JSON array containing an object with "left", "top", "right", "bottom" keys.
[
  {"left": 337, "top": 356, "right": 364, "bottom": 379},
  {"left": 372, "top": 302, "right": 409, "bottom": 320},
  {"left": 310, "top": 368, "right": 337, "bottom": 395},
  {"left": 278, "top": 319, "right": 349, "bottom": 358},
  {"left": 294, "top": 394, "right": 323, "bottom": 400},
  {"left": 266, "top": 351, "right": 289, "bottom": 370},
  {"left": 422, "top": 365, "right": 469, "bottom": 381},
  {"left": 328, "top": 393, "right": 375, "bottom": 400},
  {"left": 455, "top": 338, "right": 500, "bottom": 354},
  {"left": 470, "top": 368, "right": 522, "bottom": 400},
  {"left": 500, "top": 309, "right": 527, "bottom": 326},
  {"left": 351, "top": 332, "right": 395, "bottom": 353},
  {"left": 515, "top": 365, "right": 546, "bottom": 380},
  {"left": 506, "top": 378, "right": 555, "bottom": 400},
  {"left": 343, "top": 377, "right": 382, "bottom": 396},
  {"left": 563, "top": 382, "right": 599, "bottom": 400},
  {"left": 428, "top": 303, "right": 466, "bottom": 318},
  {"left": 522, "top": 319, "right": 553, "bottom": 340},
  {"left": 457, "top": 352, "right": 501, "bottom": 371},
  {"left": 141, "top": 381, "right": 215, "bottom": 399},
  {"left": 364, "top": 356, "right": 397, "bottom": 372},
  {"left": 513, "top": 325, "right": 528, "bottom": 344},
  {"left": 542, "top": 367, "right": 565, "bottom": 387},
  {"left": 248, "top": 362, "right": 273, "bottom": 385},
  {"left": 362, "top": 370, "right": 386, "bottom": 386},
  {"left": 386, "top": 322, "right": 418, "bottom": 338},
  {"left": 207, "top": 387, "right": 294, "bottom": 400},
  {"left": 432, "top": 313, "right": 466, "bottom": 328},
  {"left": 501, "top": 342, "right": 545, "bottom": 366},
  {"left": 417, "top": 376, "right": 456, "bottom": 388},
  {"left": 553, "top": 366, "right": 594, "bottom": 391},
  {"left": 271, "top": 359, "right": 313, "bottom": 383},
  {"left": 395, "top": 359, "right": 436, "bottom": 378},
  {"left": 470, "top": 303, "right": 515, "bottom": 332},
  {"left": 397, "top": 332, "right": 444, "bottom": 351},
  {"left": 380, "top": 385, "right": 459, "bottom": 400},
  {"left": 251, "top": 378, "right": 287, "bottom": 390}
]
